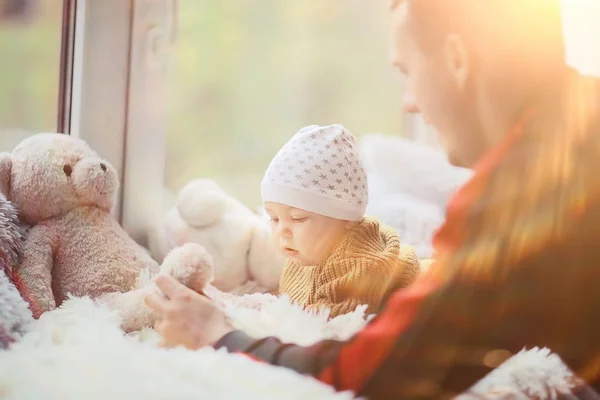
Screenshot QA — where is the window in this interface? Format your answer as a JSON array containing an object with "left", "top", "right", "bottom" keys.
[
  {"left": 0, "top": 0, "right": 412, "bottom": 245},
  {"left": 164, "top": 1, "right": 406, "bottom": 208},
  {"left": 0, "top": 0, "right": 64, "bottom": 152}
]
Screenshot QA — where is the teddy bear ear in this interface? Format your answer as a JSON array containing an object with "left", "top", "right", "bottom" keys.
[{"left": 0, "top": 152, "right": 12, "bottom": 197}]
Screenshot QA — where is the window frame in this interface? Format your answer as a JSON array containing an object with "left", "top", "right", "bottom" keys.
[
  {"left": 57, "top": 0, "right": 76, "bottom": 134},
  {"left": 63, "top": 0, "right": 176, "bottom": 246}
]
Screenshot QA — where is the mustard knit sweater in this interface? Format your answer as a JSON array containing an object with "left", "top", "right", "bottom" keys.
[{"left": 279, "top": 217, "right": 421, "bottom": 318}]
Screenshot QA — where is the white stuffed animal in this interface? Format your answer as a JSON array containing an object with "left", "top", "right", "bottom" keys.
[{"left": 149, "top": 179, "right": 284, "bottom": 294}]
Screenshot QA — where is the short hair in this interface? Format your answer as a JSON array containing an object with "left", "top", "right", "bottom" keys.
[{"left": 391, "top": 0, "right": 563, "bottom": 55}]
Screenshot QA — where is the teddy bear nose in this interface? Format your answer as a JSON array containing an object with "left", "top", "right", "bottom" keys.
[{"left": 100, "top": 163, "right": 106, "bottom": 172}]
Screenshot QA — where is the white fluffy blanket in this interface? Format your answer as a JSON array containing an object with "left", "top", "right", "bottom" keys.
[
  {"left": 0, "top": 290, "right": 584, "bottom": 399},
  {"left": 0, "top": 292, "right": 367, "bottom": 400}
]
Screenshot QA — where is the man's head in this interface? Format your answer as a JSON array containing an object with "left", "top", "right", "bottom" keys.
[{"left": 390, "top": 0, "right": 565, "bottom": 167}]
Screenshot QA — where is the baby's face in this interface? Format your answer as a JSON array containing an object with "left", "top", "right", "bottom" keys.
[{"left": 264, "top": 202, "right": 352, "bottom": 266}]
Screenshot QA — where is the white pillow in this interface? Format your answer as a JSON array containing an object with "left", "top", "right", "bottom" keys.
[
  {"left": 366, "top": 193, "right": 444, "bottom": 259},
  {"left": 360, "top": 133, "right": 472, "bottom": 209}
]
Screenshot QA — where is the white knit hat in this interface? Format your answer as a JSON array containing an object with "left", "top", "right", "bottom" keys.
[{"left": 261, "top": 124, "right": 368, "bottom": 221}]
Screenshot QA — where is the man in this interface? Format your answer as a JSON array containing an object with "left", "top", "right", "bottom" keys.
[{"left": 146, "top": 0, "right": 600, "bottom": 398}]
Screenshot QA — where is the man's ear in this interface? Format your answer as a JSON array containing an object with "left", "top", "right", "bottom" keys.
[
  {"left": 0, "top": 152, "right": 12, "bottom": 197},
  {"left": 443, "top": 33, "right": 470, "bottom": 92}
]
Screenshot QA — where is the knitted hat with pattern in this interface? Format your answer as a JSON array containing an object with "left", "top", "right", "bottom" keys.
[{"left": 261, "top": 124, "right": 368, "bottom": 221}]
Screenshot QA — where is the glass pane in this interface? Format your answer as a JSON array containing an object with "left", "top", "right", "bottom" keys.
[
  {"left": 165, "top": 1, "right": 404, "bottom": 207},
  {"left": 0, "top": 0, "right": 63, "bottom": 152}
]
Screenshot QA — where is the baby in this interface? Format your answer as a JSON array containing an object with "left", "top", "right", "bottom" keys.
[{"left": 262, "top": 124, "right": 421, "bottom": 318}]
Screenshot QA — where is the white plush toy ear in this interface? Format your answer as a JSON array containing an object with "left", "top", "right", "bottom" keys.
[
  {"left": 176, "top": 179, "right": 227, "bottom": 227},
  {"left": 0, "top": 152, "right": 12, "bottom": 198}
]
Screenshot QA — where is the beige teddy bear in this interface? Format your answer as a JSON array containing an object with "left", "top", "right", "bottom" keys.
[
  {"left": 148, "top": 179, "right": 285, "bottom": 295},
  {"left": 0, "top": 133, "right": 208, "bottom": 323}
]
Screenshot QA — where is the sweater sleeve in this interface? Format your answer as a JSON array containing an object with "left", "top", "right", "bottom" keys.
[
  {"left": 214, "top": 274, "right": 451, "bottom": 398},
  {"left": 214, "top": 330, "right": 347, "bottom": 375}
]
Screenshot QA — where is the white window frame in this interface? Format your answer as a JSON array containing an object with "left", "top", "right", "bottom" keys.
[{"left": 64, "top": 0, "right": 176, "bottom": 247}]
